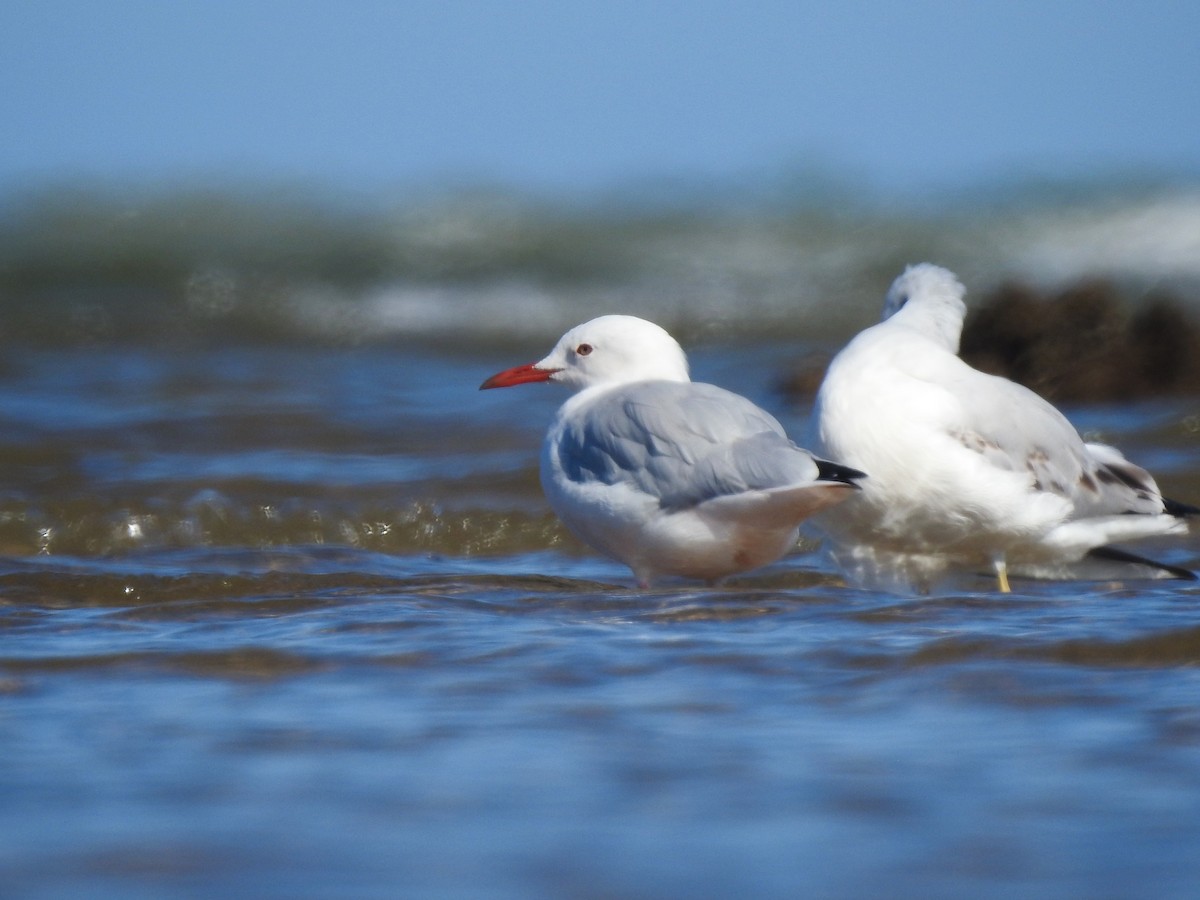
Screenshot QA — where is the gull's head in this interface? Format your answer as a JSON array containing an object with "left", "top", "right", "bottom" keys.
[
  {"left": 881, "top": 263, "right": 968, "bottom": 352},
  {"left": 480, "top": 314, "right": 690, "bottom": 392}
]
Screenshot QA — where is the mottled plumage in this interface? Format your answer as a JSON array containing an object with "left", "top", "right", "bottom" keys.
[{"left": 813, "top": 263, "right": 1195, "bottom": 592}]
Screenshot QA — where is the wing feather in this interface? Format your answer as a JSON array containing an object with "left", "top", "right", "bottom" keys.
[
  {"left": 927, "top": 362, "right": 1168, "bottom": 517},
  {"left": 555, "top": 382, "right": 826, "bottom": 510}
]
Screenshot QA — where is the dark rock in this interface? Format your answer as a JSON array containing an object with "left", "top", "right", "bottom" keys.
[{"left": 961, "top": 280, "right": 1200, "bottom": 403}]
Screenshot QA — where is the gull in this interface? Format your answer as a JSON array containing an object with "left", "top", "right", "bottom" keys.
[
  {"left": 481, "top": 314, "right": 864, "bottom": 586},
  {"left": 813, "top": 263, "right": 1196, "bottom": 592}
]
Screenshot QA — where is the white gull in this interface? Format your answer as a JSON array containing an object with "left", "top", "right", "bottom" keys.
[
  {"left": 481, "top": 314, "right": 864, "bottom": 586},
  {"left": 813, "top": 263, "right": 1196, "bottom": 592}
]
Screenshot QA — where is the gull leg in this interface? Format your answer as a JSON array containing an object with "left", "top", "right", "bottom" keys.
[{"left": 993, "top": 557, "right": 1011, "bottom": 593}]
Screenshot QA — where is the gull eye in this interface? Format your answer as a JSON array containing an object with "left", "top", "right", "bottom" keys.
[{"left": 575, "top": 343, "right": 593, "bottom": 357}]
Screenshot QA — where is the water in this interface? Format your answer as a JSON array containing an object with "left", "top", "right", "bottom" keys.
[
  {"left": 1, "top": 184, "right": 1200, "bottom": 898},
  {"left": 5, "top": 180, "right": 1200, "bottom": 349}
]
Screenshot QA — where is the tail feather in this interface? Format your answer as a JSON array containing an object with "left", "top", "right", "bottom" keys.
[
  {"left": 1085, "top": 546, "right": 1197, "bottom": 581},
  {"left": 1164, "top": 497, "right": 1200, "bottom": 518},
  {"left": 701, "top": 480, "right": 859, "bottom": 529},
  {"left": 815, "top": 459, "right": 867, "bottom": 487}
]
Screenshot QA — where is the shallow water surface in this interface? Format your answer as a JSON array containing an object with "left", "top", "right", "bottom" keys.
[{"left": 1, "top": 341, "right": 1198, "bottom": 899}]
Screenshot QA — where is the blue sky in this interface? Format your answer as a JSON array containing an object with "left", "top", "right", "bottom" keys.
[{"left": 4, "top": 0, "right": 1199, "bottom": 198}]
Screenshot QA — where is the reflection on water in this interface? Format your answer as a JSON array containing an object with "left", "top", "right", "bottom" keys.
[{"left": 0, "top": 337, "right": 1197, "bottom": 898}]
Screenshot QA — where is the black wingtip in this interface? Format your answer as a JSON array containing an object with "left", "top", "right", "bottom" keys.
[
  {"left": 1164, "top": 497, "right": 1200, "bottom": 518},
  {"left": 1085, "top": 546, "right": 1197, "bottom": 581},
  {"left": 815, "top": 459, "right": 867, "bottom": 487}
]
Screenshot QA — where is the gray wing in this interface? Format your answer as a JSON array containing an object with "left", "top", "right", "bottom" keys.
[
  {"left": 556, "top": 381, "right": 826, "bottom": 510},
  {"left": 937, "top": 364, "right": 1168, "bottom": 517}
]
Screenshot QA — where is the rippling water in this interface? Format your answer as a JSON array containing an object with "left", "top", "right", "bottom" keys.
[
  {"left": 0, "top": 335, "right": 1197, "bottom": 899},
  {"left": 2, "top": 182, "right": 1200, "bottom": 897}
]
